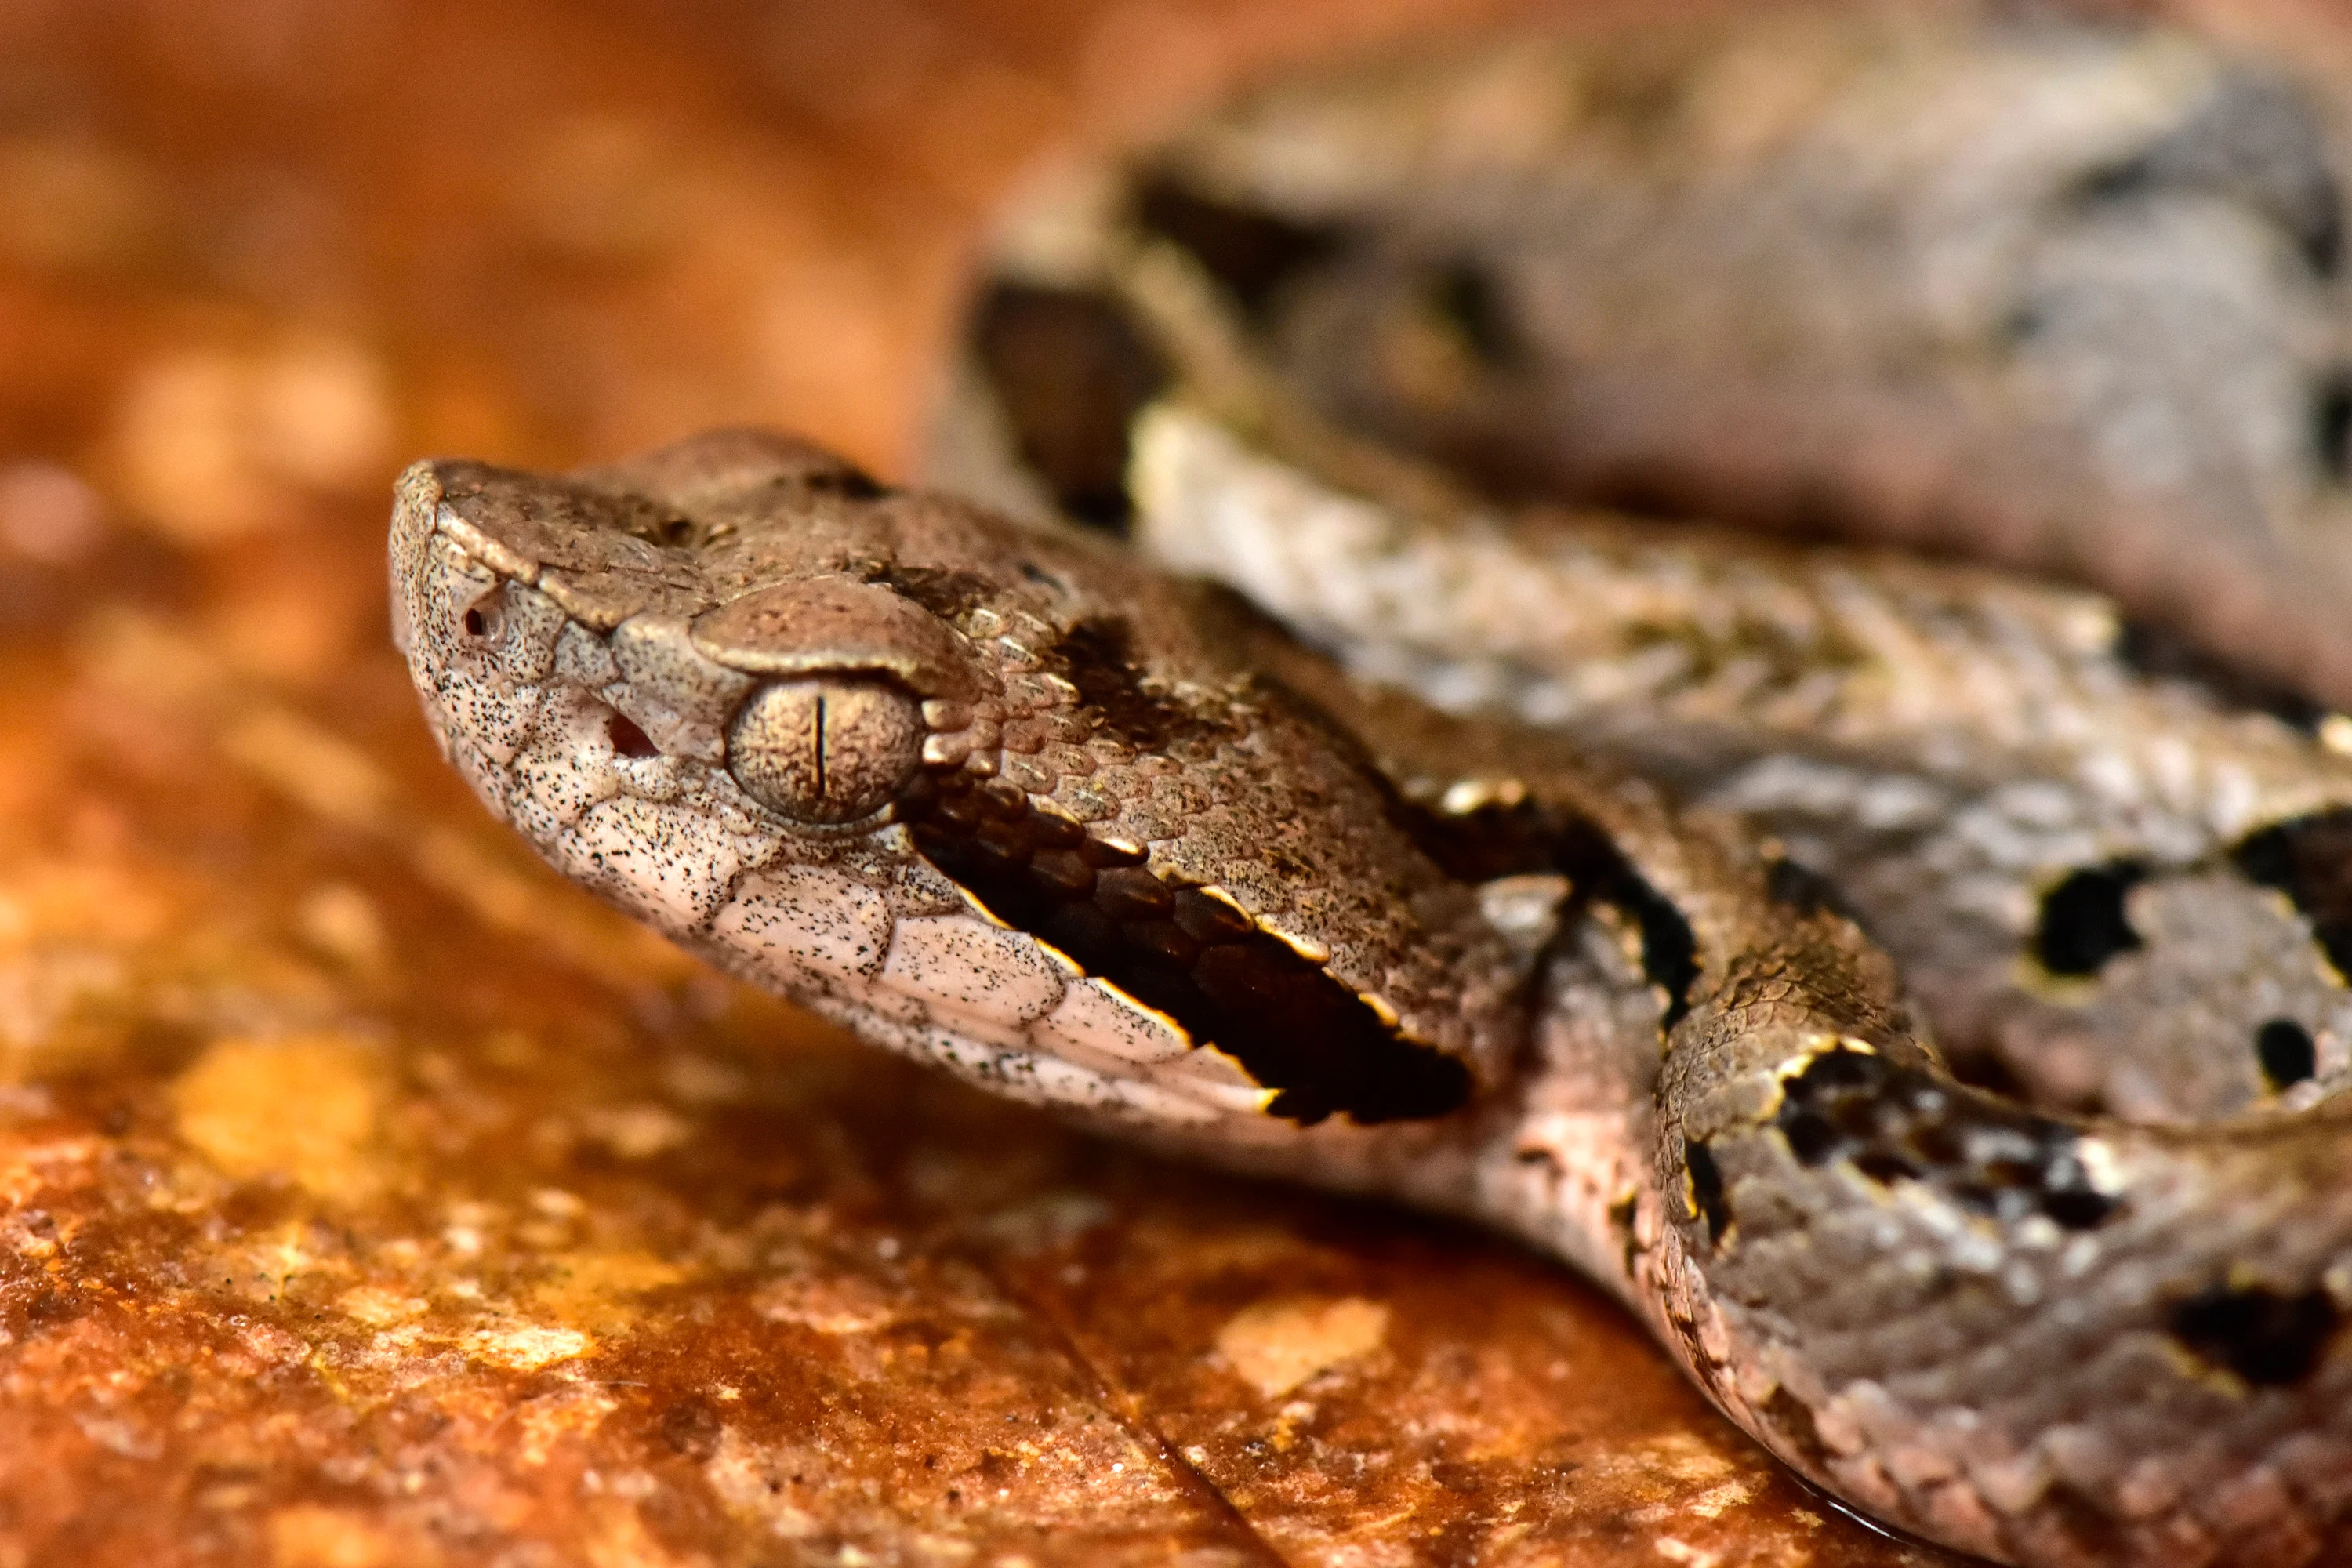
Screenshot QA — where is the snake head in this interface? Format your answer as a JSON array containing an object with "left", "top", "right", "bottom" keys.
[{"left": 390, "top": 428, "right": 1497, "bottom": 1132}]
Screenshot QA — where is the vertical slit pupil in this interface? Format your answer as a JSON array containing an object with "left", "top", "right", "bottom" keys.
[
  {"left": 2256, "top": 1018, "right": 2318, "bottom": 1088},
  {"left": 811, "top": 692, "right": 826, "bottom": 803}
]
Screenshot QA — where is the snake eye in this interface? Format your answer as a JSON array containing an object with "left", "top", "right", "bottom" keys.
[{"left": 727, "top": 678, "right": 924, "bottom": 824}]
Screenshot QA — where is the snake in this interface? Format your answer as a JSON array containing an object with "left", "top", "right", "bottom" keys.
[{"left": 390, "top": 11, "right": 2352, "bottom": 1565}]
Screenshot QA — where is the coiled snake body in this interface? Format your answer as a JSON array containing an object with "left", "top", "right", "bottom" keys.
[{"left": 393, "top": 13, "right": 2352, "bottom": 1564}]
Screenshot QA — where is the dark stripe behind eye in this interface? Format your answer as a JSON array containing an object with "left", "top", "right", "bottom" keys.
[{"left": 895, "top": 768, "right": 1472, "bottom": 1126}]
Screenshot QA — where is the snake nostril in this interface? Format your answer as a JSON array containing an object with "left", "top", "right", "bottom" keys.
[
  {"left": 2256, "top": 1018, "right": 2318, "bottom": 1089},
  {"left": 608, "top": 712, "right": 659, "bottom": 759},
  {"left": 461, "top": 597, "right": 504, "bottom": 641}
]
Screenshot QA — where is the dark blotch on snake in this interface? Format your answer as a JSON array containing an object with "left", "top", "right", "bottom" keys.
[
  {"left": 1051, "top": 617, "right": 1213, "bottom": 751},
  {"left": 867, "top": 564, "right": 993, "bottom": 621},
  {"left": 2168, "top": 1283, "right": 2340, "bottom": 1386},
  {"left": 1427, "top": 259, "right": 1521, "bottom": 369},
  {"left": 2111, "top": 617, "right": 2328, "bottom": 734},
  {"left": 1131, "top": 170, "right": 1348, "bottom": 318},
  {"left": 2075, "top": 152, "right": 2159, "bottom": 209},
  {"left": 1776, "top": 1047, "right": 2114, "bottom": 1230},
  {"left": 2071, "top": 72, "right": 2344, "bottom": 277},
  {"left": 2314, "top": 368, "right": 2352, "bottom": 483},
  {"left": 1392, "top": 797, "right": 1700, "bottom": 1030},
  {"left": 801, "top": 465, "right": 890, "bottom": 500},
  {"left": 1214, "top": 664, "right": 1699, "bottom": 1030},
  {"left": 2256, "top": 1018, "right": 2318, "bottom": 1089},
  {"left": 967, "top": 282, "right": 1170, "bottom": 533},
  {"left": 2234, "top": 808, "right": 2352, "bottom": 980},
  {"left": 1685, "top": 1138, "right": 1731, "bottom": 1243},
  {"left": 597, "top": 492, "right": 702, "bottom": 550},
  {"left": 1758, "top": 1388, "right": 1840, "bottom": 1476},
  {"left": 895, "top": 767, "right": 1470, "bottom": 1125},
  {"left": 2036, "top": 1483, "right": 2131, "bottom": 1564},
  {"left": 2034, "top": 862, "right": 2146, "bottom": 977},
  {"left": 1765, "top": 856, "right": 1867, "bottom": 927},
  {"left": 1601, "top": 856, "right": 1700, "bottom": 1031}
]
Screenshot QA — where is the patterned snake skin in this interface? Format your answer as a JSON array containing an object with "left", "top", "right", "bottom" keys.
[{"left": 393, "top": 12, "right": 2352, "bottom": 1566}]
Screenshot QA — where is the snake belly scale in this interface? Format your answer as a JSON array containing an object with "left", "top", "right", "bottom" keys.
[{"left": 394, "top": 13, "right": 2352, "bottom": 1566}]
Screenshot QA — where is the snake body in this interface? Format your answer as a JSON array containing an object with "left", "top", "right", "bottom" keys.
[{"left": 394, "top": 12, "right": 2352, "bottom": 1565}]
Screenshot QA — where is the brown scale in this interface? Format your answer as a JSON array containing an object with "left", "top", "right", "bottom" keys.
[
  {"left": 2233, "top": 807, "right": 2352, "bottom": 980},
  {"left": 893, "top": 764, "right": 1471, "bottom": 1125}
]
